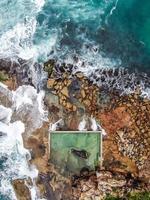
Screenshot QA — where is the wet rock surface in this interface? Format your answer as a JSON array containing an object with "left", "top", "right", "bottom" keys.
[
  {"left": 0, "top": 58, "right": 46, "bottom": 88},
  {"left": 12, "top": 179, "right": 32, "bottom": 200},
  {"left": 43, "top": 60, "right": 150, "bottom": 199},
  {"left": 1, "top": 59, "right": 150, "bottom": 199}
]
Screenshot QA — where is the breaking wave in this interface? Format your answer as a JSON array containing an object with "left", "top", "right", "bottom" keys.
[
  {"left": 0, "top": 83, "right": 47, "bottom": 199},
  {"left": 0, "top": 0, "right": 149, "bottom": 95}
]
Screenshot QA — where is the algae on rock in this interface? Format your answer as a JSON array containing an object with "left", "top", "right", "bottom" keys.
[{"left": 0, "top": 71, "right": 9, "bottom": 82}]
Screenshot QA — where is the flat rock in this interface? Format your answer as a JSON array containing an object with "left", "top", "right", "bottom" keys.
[
  {"left": 61, "top": 86, "right": 69, "bottom": 97},
  {"left": 47, "top": 79, "right": 55, "bottom": 89}
]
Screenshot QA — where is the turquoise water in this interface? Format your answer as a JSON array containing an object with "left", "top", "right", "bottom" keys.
[
  {"left": 33, "top": 0, "right": 150, "bottom": 72},
  {"left": 50, "top": 132, "right": 101, "bottom": 176},
  {"left": 0, "top": 0, "right": 150, "bottom": 73},
  {"left": 100, "top": 0, "right": 150, "bottom": 72}
]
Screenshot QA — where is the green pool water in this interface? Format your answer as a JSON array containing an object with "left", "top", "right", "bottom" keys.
[{"left": 49, "top": 131, "right": 102, "bottom": 176}]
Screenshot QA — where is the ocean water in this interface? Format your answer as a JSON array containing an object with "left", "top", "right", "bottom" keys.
[
  {"left": 0, "top": 83, "right": 47, "bottom": 200},
  {"left": 0, "top": 0, "right": 150, "bottom": 199},
  {"left": 34, "top": 0, "right": 150, "bottom": 73},
  {"left": 0, "top": 0, "right": 150, "bottom": 73}
]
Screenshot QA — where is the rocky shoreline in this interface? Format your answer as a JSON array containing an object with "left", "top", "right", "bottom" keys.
[{"left": 0, "top": 59, "right": 150, "bottom": 199}]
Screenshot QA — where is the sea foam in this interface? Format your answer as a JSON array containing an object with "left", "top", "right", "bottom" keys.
[{"left": 0, "top": 83, "right": 47, "bottom": 200}]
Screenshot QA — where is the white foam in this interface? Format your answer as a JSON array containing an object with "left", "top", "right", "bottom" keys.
[
  {"left": 49, "top": 119, "right": 63, "bottom": 131},
  {"left": 34, "top": 0, "right": 45, "bottom": 11},
  {"left": 56, "top": 44, "right": 121, "bottom": 77},
  {"left": 90, "top": 117, "right": 107, "bottom": 135},
  {"left": 0, "top": 19, "right": 37, "bottom": 60},
  {"left": 0, "top": 0, "right": 46, "bottom": 64},
  {"left": 90, "top": 117, "right": 98, "bottom": 131},
  {"left": 12, "top": 86, "right": 35, "bottom": 110},
  {"left": 11, "top": 85, "right": 48, "bottom": 132},
  {"left": 78, "top": 118, "right": 87, "bottom": 131},
  {"left": 0, "top": 105, "right": 12, "bottom": 124},
  {"left": 105, "top": 0, "right": 119, "bottom": 24},
  {"left": 0, "top": 83, "right": 48, "bottom": 199},
  {"left": 141, "top": 88, "right": 150, "bottom": 99},
  {"left": 0, "top": 117, "right": 39, "bottom": 199}
]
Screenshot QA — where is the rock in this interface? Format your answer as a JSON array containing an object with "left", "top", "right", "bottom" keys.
[
  {"left": 99, "top": 107, "right": 131, "bottom": 134},
  {"left": 64, "top": 79, "right": 68, "bottom": 86},
  {"left": 47, "top": 79, "right": 55, "bottom": 89},
  {"left": 12, "top": 179, "right": 32, "bottom": 200},
  {"left": 15, "top": 63, "right": 149, "bottom": 199},
  {"left": 61, "top": 86, "right": 69, "bottom": 97},
  {"left": 66, "top": 102, "right": 73, "bottom": 110},
  {"left": 67, "top": 79, "right": 72, "bottom": 86},
  {"left": 54, "top": 84, "right": 59, "bottom": 90},
  {"left": 72, "top": 105, "right": 77, "bottom": 112},
  {"left": 130, "top": 131, "right": 136, "bottom": 138},
  {"left": 75, "top": 72, "right": 84, "bottom": 79},
  {"left": 83, "top": 99, "right": 91, "bottom": 107},
  {"left": 141, "top": 106, "right": 146, "bottom": 111},
  {"left": 44, "top": 60, "right": 55, "bottom": 76},
  {"left": 39, "top": 173, "right": 57, "bottom": 200},
  {"left": 0, "top": 71, "right": 9, "bottom": 82},
  {"left": 81, "top": 89, "right": 86, "bottom": 99},
  {"left": 62, "top": 100, "right": 67, "bottom": 107},
  {"left": 117, "top": 130, "right": 124, "bottom": 141}
]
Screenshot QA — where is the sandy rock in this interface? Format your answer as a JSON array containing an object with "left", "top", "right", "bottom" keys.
[
  {"left": 83, "top": 99, "right": 91, "bottom": 107},
  {"left": 81, "top": 89, "right": 86, "bottom": 99},
  {"left": 67, "top": 79, "right": 72, "bottom": 86},
  {"left": 12, "top": 179, "right": 32, "bottom": 200},
  {"left": 99, "top": 106, "right": 131, "bottom": 134},
  {"left": 62, "top": 100, "right": 67, "bottom": 107},
  {"left": 47, "top": 79, "right": 55, "bottom": 89},
  {"left": 61, "top": 86, "right": 69, "bottom": 97},
  {"left": 54, "top": 84, "right": 60, "bottom": 90},
  {"left": 75, "top": 72, "right": 84, "bottom": 79},
  {"left": 72, "top": 105, "right": 77, "bottom": 112},
  {"left": 66, "top": 102, "right": 73, "bottom": 110}
]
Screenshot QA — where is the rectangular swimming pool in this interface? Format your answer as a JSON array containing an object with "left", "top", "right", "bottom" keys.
[{"left": 49, "top": 131, "right": 102, "bottom": 176}]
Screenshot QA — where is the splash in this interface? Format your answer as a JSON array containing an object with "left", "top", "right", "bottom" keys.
[
  {"left": 0, "top": 107, "right": 38, "bottom": 199},
  {"left": 90, "top": 117, "right": 107, "bottom": 135},
  {"left": 78, "top": 118, "right": 87, "bottom": 131},
  {"left": 49, "top": 119, "right": 63, "bottom": 131},
  {"left": 0, "top": 83, "right": 48, "bottom": 199}
]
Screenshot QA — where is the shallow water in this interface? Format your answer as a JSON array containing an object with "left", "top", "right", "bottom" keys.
[{"left": 50, "top": 131, "right": 101, "bottom": 176}]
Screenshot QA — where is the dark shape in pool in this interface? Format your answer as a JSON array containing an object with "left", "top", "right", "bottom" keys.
[
  {"left": 80, "top": 167, "right": 90, "bottom": 176},
  {"left": 71, "top": 148, "right": 89, "bottom": 159}
]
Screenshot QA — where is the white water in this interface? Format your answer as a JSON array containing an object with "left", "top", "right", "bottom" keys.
[
  {"left": 0, "top": 1, "right": 49, "bottom": 198},
  {"left": 78, "top": 117, "right": 107, "bottom": 135},
  {"left": 0, "top": 83, "right": 48, "bottom": 199},
  {"left": 0, "top": 0, "right": 58, "bottom": 74},
  {"left": 49, "top": 119, "right": 63, "bottom": 131},
  {"left": 1, "top": 0, "right": 148, "bottom": 98},
  {"left": 78, "top": 118, "right": 87, "bottom": 131},
  {"left": 0, "top": 1, "right": 149, "bottom": 200},
  {"left": 90, "top": 117, "right": 107, "bottom": 135}
]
